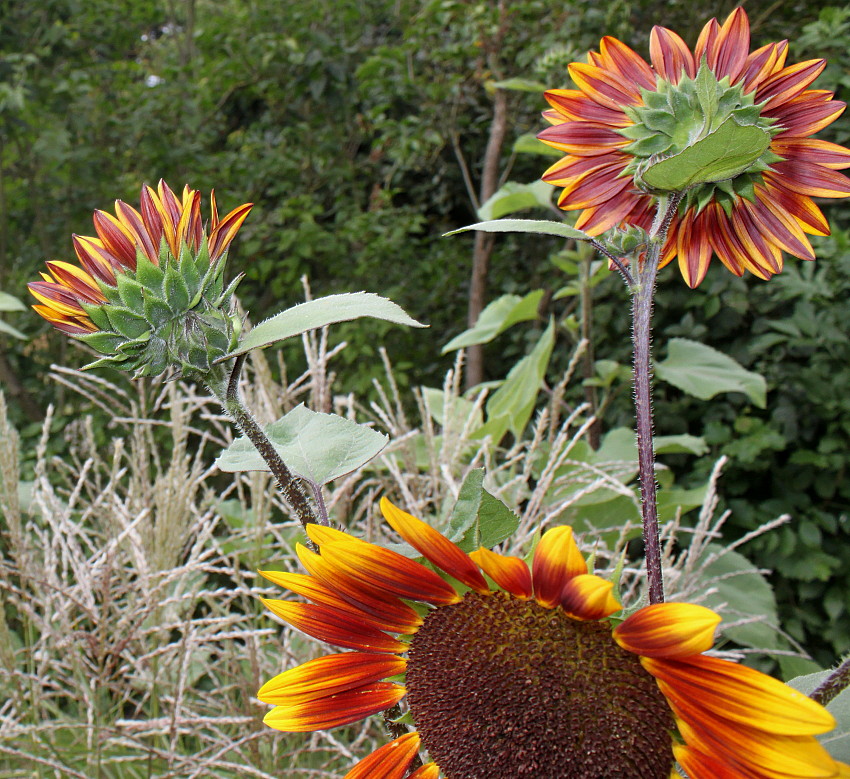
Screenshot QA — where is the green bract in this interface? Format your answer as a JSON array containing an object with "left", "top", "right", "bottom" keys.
[
  {"left": 76, "top": 240, "right": 243, "bottom": 378},
  {"left": 620, "top": 64, "right": 782, "bottom": 210}
]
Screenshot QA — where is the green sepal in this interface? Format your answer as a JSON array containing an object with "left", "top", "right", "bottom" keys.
[
  {"left": 135, "top": 253, "right": 165, "bottom": 295},
  {"left": 181, "top": 247, "right": 202, "bottom": 303},
  {"left": 95, "top": 279, "right": 122, "bottom": 306},
  {"left": 164, "top": 261, "right": 190, "bottom": 311},
  {"left": 186, "top": 342, "right": 212, "bottom": 372},
  {"left": 116, "top": 275, "right": 146, "bottom": 312},
  {"left": 79, "top": 302, "right": 114, "bottom": 331},
  {"left": 217, "top": 272, "right": 244, "bottom": 306},
  {"left": 157, "top": 236, "right": 174, "bottom": 267},
  {"left": 193, "top": 239, "right": 212, "bottom": 277},
  {"left": 136, "top": 336, "right": 168, "bottom": 377},
  {"left": 143, "top": 292, "right": 173, "bottom": 328},
  {"left": 115, "top": 332, "right": 149, "bottom": 353},
  {"left": 104, "top": 305, "right": 150, "bottom": 339},
  {"left": 75, "top": 331, "right": 126, "bottom": 355},
  {"left": 81, "top": 353, "right": 131, "bottom": 371}
]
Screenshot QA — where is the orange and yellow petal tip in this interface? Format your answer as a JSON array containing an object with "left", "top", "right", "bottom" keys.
[
  {"left": 560, "top": 573, "right": 621, "bottom": 620},
  {"left": 613, "top": 602, "right": 721, "bottom": 658}
]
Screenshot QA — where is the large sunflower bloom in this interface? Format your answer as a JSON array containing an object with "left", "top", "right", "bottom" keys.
[
  {"left": 538, "top": 7, "right": 850, "bottom": 287},
  {"left": 258, "top": 498, "right": 844, "bottom": 778},
  {"left": 28, "top": 179, "right": 252, "bottom": 334}
]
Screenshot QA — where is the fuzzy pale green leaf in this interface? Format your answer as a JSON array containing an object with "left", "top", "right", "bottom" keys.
[
  {"left": 476, "top": 181, "right": 553, "bottom": 221},
  {"left": 513, "top": 133, "right": 564, "bottom": 157},
  {"left": 0, "top": 291, "right": 26, "bottom": 313},
  {"left": 472, "top": 319, "right": 555, "bottom": 441},
  {"left": 445, "top": 219, "right": 593, "bottom": 242},
  {"left": 215, "top": 404, "right": 388, "bottom": 485},
  {"left": 641, "top": 117, "right": 771, "bottom": 191},
  {"left": 227, "top": 292, "right": 426, "bottom": 358},
  {"left": 447, "top": 469, "right": 519, "bottom": 552},
  {"left": 443, "top": 290, "right": 544, "bottom": 353},
  {"left": 655, "top": 337, "right": 767, "bottom": 407}
]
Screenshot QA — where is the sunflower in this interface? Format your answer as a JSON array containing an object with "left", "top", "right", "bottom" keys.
[
  {"left": 258, "top": 497, "right": 844, "bottom": 778},
  {"left": 538, "top": 7, "right": 850, "bottom": 287},
  {"left": 28, "top": 179, "right": 252, "bottom": 334}
]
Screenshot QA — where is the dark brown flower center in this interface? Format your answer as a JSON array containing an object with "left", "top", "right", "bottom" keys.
[{"left": 405, "top": 591, "right": 675, "bottom": 779}]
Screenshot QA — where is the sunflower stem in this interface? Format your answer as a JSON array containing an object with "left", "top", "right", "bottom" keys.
[
  {"left": 204, "top": 358, "right": 323, "bottom": 548},
  {"left": 630, "top": 192, "right": 682, "bottom": 605},
  {"left": 810, "top": 655, "right": 850, "bottom": 707}
]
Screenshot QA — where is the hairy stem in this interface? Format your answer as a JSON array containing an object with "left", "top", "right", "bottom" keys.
[
  {"left": 206, "top": 358, "right": 323, "bottom": 545},
  {"left": 810, "top": 656, "right": 850, "bottom": 707},
  {"left": 630, "top": 193, "right": 682, "bottom": 605}
]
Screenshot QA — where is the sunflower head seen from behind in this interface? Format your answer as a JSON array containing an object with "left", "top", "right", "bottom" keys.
[
  {"left": 538, "top": 7, "right": 850, "bottom": 287},
  {"left": 28, "top": 180, "right": 252, "bottom": 377},
  {"left": 258, "top": 498, "right": 845, "bottom": 778}
]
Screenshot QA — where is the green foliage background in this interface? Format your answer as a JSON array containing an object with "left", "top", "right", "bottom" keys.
[{"left": 2, "top": 0, "right": 850, "bottom": 666}]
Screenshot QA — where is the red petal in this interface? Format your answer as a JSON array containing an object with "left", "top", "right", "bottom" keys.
[
  {"left": 598, "top": 36, "right": 655, "bottom": 90},
  {"left": 756, "top": 60, "right": 827, "bottom": 112},
  {"left": 568, "top": 62, "right": 643, "bottom": 111},
  {"left": 649, "top": 26, "right": 695, "bottom": 84},
  {"left": 676, "top": 208, "right": 713, "bottom": 288},
  {"left": 772, "top": 138, "right": 850, "bottom": 170},
  {"left": 543, "top": 89, "right": 632, "bottom": 126},
  {"left": 558, "top": 164, "right": 631, "bottom": 209},
  {"left": 538, "top": 121, "right": 630, "bottom": 156},
  {"left": 469, "top": 547, "right": 533, "bottom": 598},
  {"left": 574, "top": 191, "right": 643, "bottom": 234},
  {"left": 532, "top": 525, "right": 587, "bottom": 608},
  {"left": 741, "top": 41, "right": 788, "bottom": 93},
  {"left": 711, "top": 7, "right": 750, "bottom": 83},
  {"left": 769, "top": 91, "right": 845, "bottom": 137},
  {"left": 770, "top": 159, "right": 850, "bottom": 198}
]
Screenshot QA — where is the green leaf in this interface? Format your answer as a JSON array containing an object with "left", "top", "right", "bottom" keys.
[
  {"left": 655, "top": 338, "right": 767, "bottom": 407},
  {"left": 445, "top": 219, "right": 593, "bottom": 242},
  {"left": 513, "top": 133, "right": 563, "bottom": 157},
  {"left": 0, "top": 291, "right": 26, "bottom": 312},
  {"left": 0, "top": 320, "right": 26, "bottom": 339},
  {"left": 787, "top": 670, "right": 850, "bottom": 762},
  {"left": 476, "top": 181, "right": 553, "bottom": 221},
  {"left": 226, "top": 292, "right": 426, "bottom": 358},
  {"left": 442, "top": 290, "right": 544, "bottom": 353},
  {"left": 215, "top": 403, "right": 388, "bottom": 485},
  {"left": 698, "top": 544, "right": 782, "bottom": 650},
  {"left": 641, "top": 117, "right": 771, "bottom": 192},
  {"left": 447, "top": 469, "right": 520, "bottom": 552},
  {"left": 489, "top": 77, "right": 548, "bottom": 92},
  {"left": 472, "top": 319, "right": 555, "bottom": 442},
  {"left": 654, "top": 434, "right": 709, "bottom": 456},
  {"left": 420, "top": 387, "right": 483, "bottom": 431}
]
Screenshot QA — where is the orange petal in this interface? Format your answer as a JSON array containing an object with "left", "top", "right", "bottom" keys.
[
  {"left": 650, "top": 25, "right": 695, "bottom": 84},
  {"left": 44, "top": 261, "right": 105, "bottom": 304},
  {"left": 543, "top": 89, "right": 632, "bottom": 126},
  {"left": 72, "top": 235, "right": 121, "bottom": 284},
  {"left": 319, "top": 539, "right": 462, "bottom": 606},
  {"left": 559, "top": 164, "right": 632, "bottom": 209},
  {"left": 749, "top": 189, "right": 816, "bottom": 261},
  {"left": 92, "top": 210, "right": 138, "bottom": 269},
  {"left": 568, "top": 62, "right": 643, "bottom": 111},
  {"left": 674, "top": 705, "right": 839, "bottom": 779},
  {"left": 261, "top": 599, "right": 407, "bottom": 653},
  {"left": 258, "top": 569, "right": 421, "bottom": 634},
  {"left": 676, "top": 208, "right": 713, "bottom": 288},
  {"left": 710, "top": 7, "right": 750, "bottom": 83},
  {"left": 380, "top": 497, "right": 490, "bottom": 595},
  {"left": 673, "top": 744, "right": 761, "bottom": 779},
  {"left": 343, "top": 732, "right": 421, "bottom": 779},
  {"left": 531, "top": 525, "right": 587, "bottom": 608},
  {"left": 258, "top": 652, "right": 406, "bottom": 704},
  {"left": 598, "top": 36, "right": 655, "bottom": 90},
  {"left": 408, "top": 762, "right": 440, "bottom": 779},
  {"left": 574, "top": 191, "right": 643, "bottom": 235},
  {"left": 770, "top": 91, "right": 845, "bottom": 138},
  {"left": 208, "top": 201, "right": 253, "bottom": 260},
  {"left": 140, "top": 184, "right": 172, "bottom": 258},
  {"left": 613, "top": 603, "right": 720, "bottom": 657},
  {"left": 114, "top": 200, "right": 158, "bottom": 263},
  {"left": 560, "top": 573, "right": 620, "bottom": 620},
  {"left": 757, "top": 60, "right": 827, "bottom": 112},
  {"left": 469, "top": 546, "right": 532, "bottom": 598},
  {"left": 643, "top": 654, "right": 836, "bottom": 736},
  {"left": 772, "top": 138, "right": 850, "bottom": 170},
  {"left": 263, "top": 681, "right": 405, "bottom": 733},
  {"left": 294, "top": 544, "right": 425, "bottom": 633},
  {"left": 538, "top": 121, "right": 631, "bottom": 157}
]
